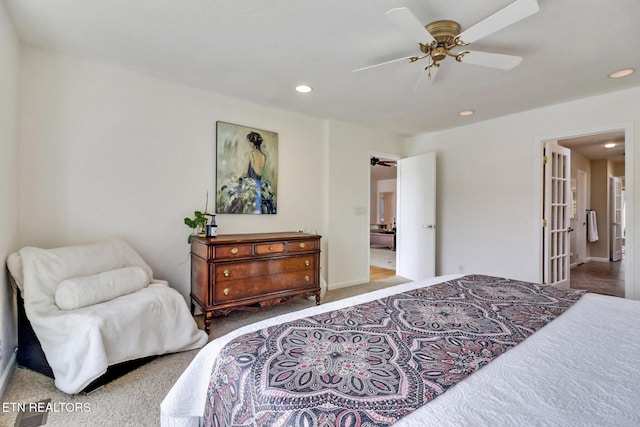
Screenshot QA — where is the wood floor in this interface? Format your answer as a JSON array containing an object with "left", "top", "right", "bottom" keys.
[
  {"left": 370, "top": 260, "right": 624, "bottom": 297},
  {"left": 370, "top": 265, "right": 396, "bottom": 281},
  {"left": 570, "top": 260, "right": 624, "bottom": 298}
]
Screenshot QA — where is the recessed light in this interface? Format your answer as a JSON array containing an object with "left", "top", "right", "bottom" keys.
[
  {"left": 609, "top": 68, "right": 634, "bottom": 78},
  {"left": 295, "top": 84, "right": 313, "bottom": 93},
  {"left": 458, "top": 110, "right": 475, "bottom": 117},
  {"left": 605, "top": 143, "right": 616, "bottom": 148}
]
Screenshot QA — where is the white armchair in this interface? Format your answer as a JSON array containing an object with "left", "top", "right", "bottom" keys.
[{"left": 7, "top": 237, "right": 208, "bottom": 394}]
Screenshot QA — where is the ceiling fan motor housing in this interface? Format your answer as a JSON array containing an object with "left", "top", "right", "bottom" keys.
[
  {"left": 421, "top": 20, "right": 462, "bottom": 61},
  {"left": 426, "top": 20, "right": 461, "bottom": 43}
]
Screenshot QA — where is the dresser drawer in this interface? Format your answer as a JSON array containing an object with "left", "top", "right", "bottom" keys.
[
  {"left": 215, "top": 256, "right": 315, "bottom": 282},
  {"left": 255, "top": 242, "right": 285, "bottom": 255},
  {"left": 214, "top": 271, "right": 316, "bottom": 303},
  {"left": 286, "top": 240, "right": 317, "bottom": 252},
  {"left": 214, "top": 244, "right": 253, "bottom": 259}
]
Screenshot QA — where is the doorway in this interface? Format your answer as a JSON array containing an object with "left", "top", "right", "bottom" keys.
[
  {"left": 369, "top": 154, "right": 398, "bottom": 280},
  {"left": 541, "top": 126, "right": 632, "bottom": 298},
  {"left": 368, "top": 151, "right": 437, "bottom": 282}
]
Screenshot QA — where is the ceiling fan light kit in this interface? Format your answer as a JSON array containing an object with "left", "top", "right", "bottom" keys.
[{"left": 355, "top": 0, "right": 539, "bottom": 83}]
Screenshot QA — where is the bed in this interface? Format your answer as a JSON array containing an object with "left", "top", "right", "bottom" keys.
[
  {"left": 370, "top": 224, "right": 395, "bottom": 251},
  {"left": 161, "top": 274, "right": 640, "bottom": 427},
  {"left": 370, "top": 231, "right": 396, "bottom": 251}
]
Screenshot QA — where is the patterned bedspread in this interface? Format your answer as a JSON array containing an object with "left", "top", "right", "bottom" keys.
[{"left": 203, "top": 274, "right": 585, "bottom": 427}]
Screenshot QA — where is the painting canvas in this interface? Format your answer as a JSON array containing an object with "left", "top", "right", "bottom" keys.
[{"left": 215, "top": 121, "right": 278, "bottom": 214}]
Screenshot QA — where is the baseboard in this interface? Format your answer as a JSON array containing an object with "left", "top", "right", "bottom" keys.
[
  {"left": 587, "top": 257, "right": 610, "bottom": 263},
  {"left": 328, "top": 278, "right": 370, "bottom": 291},
  {"left": 0, "top": 348, "right": 17, "bottom": 398}
]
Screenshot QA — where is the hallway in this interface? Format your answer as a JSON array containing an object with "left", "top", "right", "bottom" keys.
[{"left": 570, "top": 260, "right": 624, "bottom": 298}]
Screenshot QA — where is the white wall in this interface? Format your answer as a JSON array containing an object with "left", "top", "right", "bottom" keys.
[
  {"left": 406, "top": 87, "right": 639, "bottom": 298},
  {"left": 369, "top": 165, "right": 397, "bottom": 224},
  {"left": 327, "top": 121, "right": 404, "bottom": 288},
  {"left": 568, "top": 149, "right": 591, "bottom": 266},
  {"left": 17, "top": 48, "right": 331, "bottom": 300},
  {"left": 17, "top": 47, "right": 404, "bottom": 301},
  {"left": 0, "top": 1, "right": 20, "bottom": 395},
  {"left": 376, "top": 178, "right": 396, "bottom": 226}
]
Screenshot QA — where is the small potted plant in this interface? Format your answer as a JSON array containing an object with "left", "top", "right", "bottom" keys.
[
  {"left": 184, "top": 192, "right": 215, "bottom": 243},
  {"left": 184, "top": 210, "right": 209, "bottom": 243}
]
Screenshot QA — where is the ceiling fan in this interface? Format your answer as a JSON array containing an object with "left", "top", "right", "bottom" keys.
[
  {"left": 371, "top": 157, "right": 396, "bottom": 167},
  {"left": 354, "top": 0, "right": 539, "bottom": 82}
]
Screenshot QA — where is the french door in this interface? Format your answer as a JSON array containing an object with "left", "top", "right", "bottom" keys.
[{"left": 543, "top": 142, "right": 571, "bottom": 288}]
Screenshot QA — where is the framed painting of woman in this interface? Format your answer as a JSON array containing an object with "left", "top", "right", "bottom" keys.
[{"left": 215, "top": 121, "right": 278, "bottom": 214}]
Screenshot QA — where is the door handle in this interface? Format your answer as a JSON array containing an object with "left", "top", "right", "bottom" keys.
[{"left": 423, "top": 224, "right": 436, "bottom": 229}]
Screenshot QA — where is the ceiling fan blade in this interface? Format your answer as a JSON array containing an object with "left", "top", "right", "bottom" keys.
[
  {"left": 385, "top": 7, "right": 436, "bottom": 45},
  {"left": 353, "top": 56, "right": 413, "bottom": 73},
  {"left": 459, "top": 51, "right": 523, "bottom": 70},
  {"left": 457, "top": 0, "right": 539, "bottom": 44}
]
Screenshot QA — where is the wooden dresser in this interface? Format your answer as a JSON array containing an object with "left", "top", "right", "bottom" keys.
[{"left": 190, "top": 232, "right": 321, "bottom": 332}]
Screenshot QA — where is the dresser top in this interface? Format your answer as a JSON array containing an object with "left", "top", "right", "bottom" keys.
[{"left": 192, "top": 231, "right": 320, "bottom": 245}]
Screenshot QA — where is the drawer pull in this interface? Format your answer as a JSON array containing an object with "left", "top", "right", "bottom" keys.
[
  {"left": 269, "top": 246, "right": 275, "bottom": 251},
  {"left": 223, "top": 269, "right": 231, "bottom": 277},
  {"left": 223, "top": 288, "right": 230, "bottom": 295},
  {"left": 230, "top": 247, "right": 239, "bottom": 254},
  {"left": 304, "top": 259, "right": 310, "bottom": 266},
  {"left": 299, "top": 243, "right": 306, "bottom": 248},
  {"left": 305, "top": 275, "right": 310, "bottom": 282}
]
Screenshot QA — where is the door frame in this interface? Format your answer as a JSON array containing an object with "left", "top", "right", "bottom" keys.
[
  {"left": 575, "top": 169, "right": 587, "bottom": 266},
  {"left": 535, "top": 122, "right": 634, "bottom": 298}
]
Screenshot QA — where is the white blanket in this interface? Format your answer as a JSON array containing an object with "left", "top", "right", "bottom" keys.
[
  {"left": 161, "top": 274, "right": 640, "bottom": 427},
  {"left": 14, "top": 237, "right": 208, "bottom": 394}
]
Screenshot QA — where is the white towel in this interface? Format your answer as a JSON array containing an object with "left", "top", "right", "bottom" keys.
[{"left": 587, "top": 210, "right": 599, "bottom": 242}]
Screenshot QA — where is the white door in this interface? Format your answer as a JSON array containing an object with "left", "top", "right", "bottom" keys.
[
  {"left": 611, "top": 176, "right": 623, "bottom": 262},
  {"left": 543, "top": 142, "right": 571, "bottom": 288},
  {"left": 397, "top": 152, "right": 436, "bottom": 280}
]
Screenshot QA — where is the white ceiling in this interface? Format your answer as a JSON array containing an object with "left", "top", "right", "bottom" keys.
[
  {"left": 371, "top": 161, "right": 398, "bottom": 182},
  {"left": 559, "top": 131, "right": 626, "bottom": 163},
  {"left": 4, "top": 0, "right": 640, "bottom": 136}
]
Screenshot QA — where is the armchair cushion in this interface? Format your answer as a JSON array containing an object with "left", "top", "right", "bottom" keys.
[{"left": 55, "top": 266, "right": 149, "bottom": 310}]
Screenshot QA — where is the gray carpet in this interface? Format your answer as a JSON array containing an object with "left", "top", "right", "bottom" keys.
[
  {"left": 0, "top": 276, "right": 409, "bottom": 427},
  {"left": 370, "top": 247, "right": 396, "bottom": 269}
]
